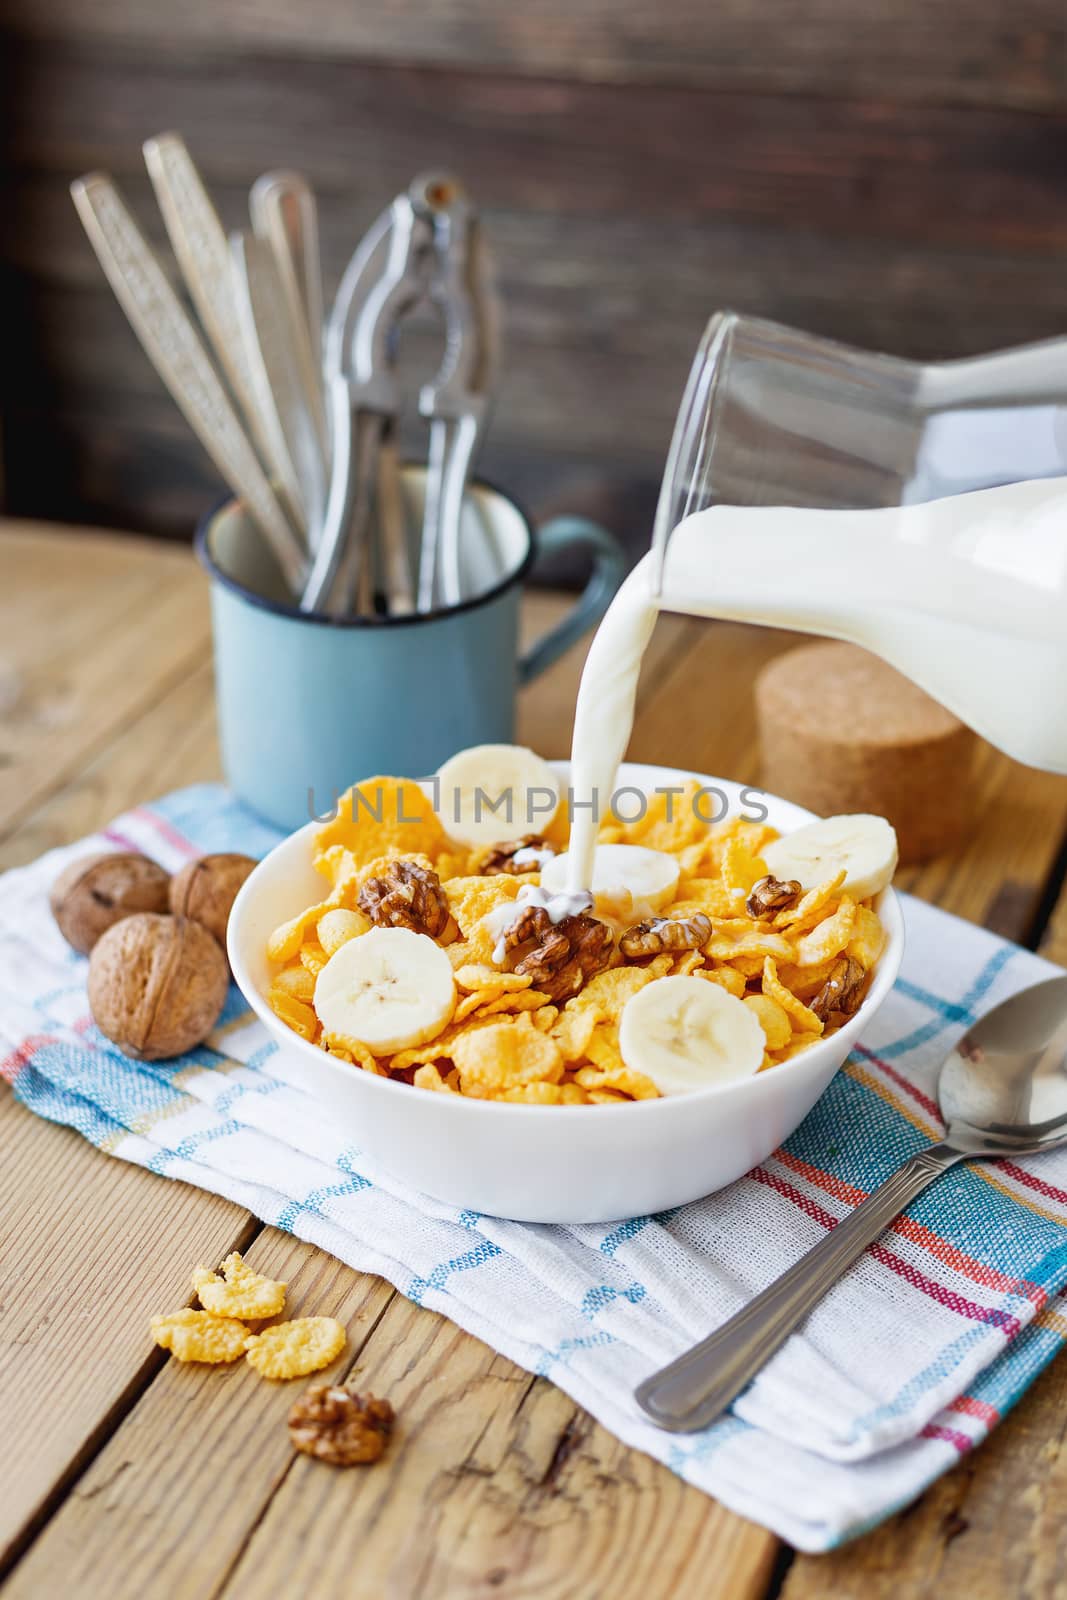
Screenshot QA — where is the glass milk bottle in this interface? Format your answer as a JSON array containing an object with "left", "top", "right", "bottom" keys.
[{"left": 649, "top": 312, "right": 1067, "bottom": 774}]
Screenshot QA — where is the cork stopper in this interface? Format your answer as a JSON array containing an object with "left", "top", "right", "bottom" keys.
[{"left": 756, "top": 640, "right": 976, "bottom": 865}]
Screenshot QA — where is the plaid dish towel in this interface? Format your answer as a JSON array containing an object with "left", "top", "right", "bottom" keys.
[{"left": 4, "top": 784, "right": 1067, "bottom": 1553}]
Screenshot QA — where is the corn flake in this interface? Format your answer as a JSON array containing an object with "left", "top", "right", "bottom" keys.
[
  {"left": 721, "top": 837, "right": 769, "bottom": 902},
  {"left": 551, "top": 1005, "right": 600, "bottom": 1061},
  {"left": 150, "top": 1308, "right": 249, "bottom": 1364},
  {"left": 573, "top": 965, "right": 658, "bottom": 1022},
  {"left": 453, "top": 963, "right": 532, "bottom": 993},
  {"left": 743, "top": 993, "right": 792, "bottom": 1052},
  {"left": 849, "top": 904, "right": 887, "bottom": 969},
  {"left": 268, "top": 990, "right": 317, "bottom": 1040},
  {"left": 317, "top": 907, "right": 371, "bottom": 956},
  {"left": 774, "top": 871, "right": 847, "bottom": 930},
  {"left": 299, "top": 940, "right": 329, "bottom": 976},
  {"left": 793, "top": 899, "right": 857, "bottom": 967},
  {"left": 574, "top": 1062, "right": 659, "bottom": 1099},
  {"left": 499, "top": 1082, "right": 569, "bottom": 1105},
  {"left": 414, "top": 1063, "right": 458, "bottom": 1093},
  {"left": 192, "top": 1252, "right": 287, "bottom": 1320},
  {"left": 698, "top": 963, "right": 747, "bottom": 998},
  {"left": 707, "top": 927, "right": 795, "bottom": 964},
  {"left": 271, "top": 964, "right": 316, "bottom": 1001},
  {"left": 267, "top": 892, "right": 344, "bottom": 963},
  {"left": 763, "top": 959, "right": 824, "bottom": 1034},
  {"left": 452, "top": 1015, "right": 563, "bottom": 1093},
  {"left": 314, "top": 777, "right": 444, "bottom": 872},
  {"left": 584, "top": 1023, "right": 624, "bottom": 1072},
  {"left": 244, "top": 1316, "right": 347, "bottom": 1380}
]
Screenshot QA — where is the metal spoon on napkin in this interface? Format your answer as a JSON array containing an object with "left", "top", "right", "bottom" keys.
[{"left": 636, "top": 973, "right": 1067, "bottom": 1433}]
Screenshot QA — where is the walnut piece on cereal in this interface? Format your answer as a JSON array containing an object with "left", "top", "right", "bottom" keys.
[
  {"left": 745, "top": 874, "right": 802, "bottom": 920},
  {"left": 619, "top": 912, "right": 711, "bottom": 958},
  {"left": 810, "top": 954, "right": 867, "bottom": 1023},
  {"left": 480, "top": 836, "right": 557, "bottom": 875},
  {"left": 510, "top": 911, "right": 613, "bottom": 1002},
  {"left": 288, "top": 1386, "right": 394, "bottom": 1465},
  {"left": 358, "top": 859, "right": 450, "bottom": 938}
]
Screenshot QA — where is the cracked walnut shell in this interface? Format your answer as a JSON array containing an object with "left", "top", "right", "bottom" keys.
[
  {"left": 288, "top": 1386, "right": 395, "bottom": 1465},
  {"left": 169, "top": 853, "right": 258, "bottom": 947},
  {"left": 50, "top": 852, "right": 171, "bottom": 955},
  {"left": 87, "top": 912, "right": 229, "bottom": 1061}
]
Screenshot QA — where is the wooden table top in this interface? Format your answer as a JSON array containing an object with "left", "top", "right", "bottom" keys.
[{"left": 3, "top": 518, "right": 1067, "bottom": 1599}]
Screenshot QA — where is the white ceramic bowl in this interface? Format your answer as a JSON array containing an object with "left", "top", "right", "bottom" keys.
[{"left": 228, "top": 764, "right": 904, "bottom": 1223}]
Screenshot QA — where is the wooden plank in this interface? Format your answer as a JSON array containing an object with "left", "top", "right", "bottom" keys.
[
  {"left": 3, "top": 1230, "right": 395, "bottom": 1600},
  {"left": 2, "top": 0, "right": 1066, "bottom": 112},
  {"left": 0, "top": 657, "right": 218, "bottom": 872},
  {"left": 0, "top": 525, "right": 213, "bottom": 841},
  {"left": 12, "top": 205, "right": 1067, "bottom": 543},
  {"left": 8, "top": 51, "right": 1067, "bottom": 256},
  {"left": 7, "top": 1242, "right": 774, "bottom": 1600},
  {"left": 0, "top": 1095, "right": 256, "bottom": 1578},
  {"left": 0, "top": 529, "right": 253, "bottom": 1576},
  {"left": 219, "top": 1296, "right": 777, "bottom": 1600},
  {"left": 29, "top": 204, "right": 1067, "bottom": 415}
]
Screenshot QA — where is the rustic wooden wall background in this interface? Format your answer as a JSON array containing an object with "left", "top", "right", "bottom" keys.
[{"left": 2, "top": 2, "right": 1067, "bottom": 555}]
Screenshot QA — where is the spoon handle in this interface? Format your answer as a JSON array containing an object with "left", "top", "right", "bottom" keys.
[{"left": 635, "top": 1141, "right": 963, "bottom": 1433}]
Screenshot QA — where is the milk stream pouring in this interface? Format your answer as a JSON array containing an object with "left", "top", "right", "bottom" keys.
[{"left": 566, "top": 474, "right": 1067, "bottom": 894}]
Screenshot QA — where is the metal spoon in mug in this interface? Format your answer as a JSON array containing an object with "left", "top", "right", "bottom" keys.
[{"left": 636, "top": 973, "right": 1067, "bottom": 1434}]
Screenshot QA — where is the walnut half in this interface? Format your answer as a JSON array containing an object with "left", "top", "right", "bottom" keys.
[
  {"left": 288, "top": 1385, "right": 394, "bottom": 1466},
  {"left": 480, "top": 836, "right": 558, "bottom": 876},
  {"left": 358, "top": 859, "right": 450, "bottom": 938},
  {"left": 620, "top": 913, "right": 711, "bottom": 958},
  {"left": 811, "top": 955, "right": 867, "bottom": 1023},
  {"left": 508, "top": 910, "right": 613, "bottom": 1001},
  {"left": 746, "top": 874, "right": 802, "bottom": 919}
]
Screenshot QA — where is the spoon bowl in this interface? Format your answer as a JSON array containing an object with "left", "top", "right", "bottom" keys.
[{"left": 940, "top": 974, "right": 1067, "bottom": 1156}]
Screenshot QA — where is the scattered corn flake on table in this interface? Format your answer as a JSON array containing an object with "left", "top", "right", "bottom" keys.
[{"left": 3, "top": 520, "right": 1067, "bottom": 1599}]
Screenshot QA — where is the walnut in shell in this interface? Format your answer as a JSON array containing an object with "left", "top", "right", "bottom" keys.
[
  {"left": 168, "top": 853, "right": 257, "bottom": 948},
  {"left": 87, "top": 913, "right": 229, "bottom": 1061},
  {"left": 49, "top": 852, "right": 171, "bottom": 955}
]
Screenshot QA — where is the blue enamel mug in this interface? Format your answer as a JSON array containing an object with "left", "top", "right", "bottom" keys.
[{"left": 196, "top": 470, "right": 626, "bottom": 831}]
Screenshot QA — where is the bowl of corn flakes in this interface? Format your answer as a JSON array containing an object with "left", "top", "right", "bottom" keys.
[{"left": 228, "top": 757, "right": 903, "bottom": 1222}]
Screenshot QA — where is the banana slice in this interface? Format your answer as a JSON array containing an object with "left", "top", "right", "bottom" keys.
[
  {"left": 619, "top": 976, "right": 765, "bottom": 1097},
  {"left": 313, "top": 927, "right": 454, "bottom": 1056},
  {"left": 762, "top": 814, "right": 898, "bottom": 902},
  {"left": 541, "top": 843, "right": 680, "bottom": 920},
  {"left": 434, "top": 744, "right": 562, "bottom": 849}
]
